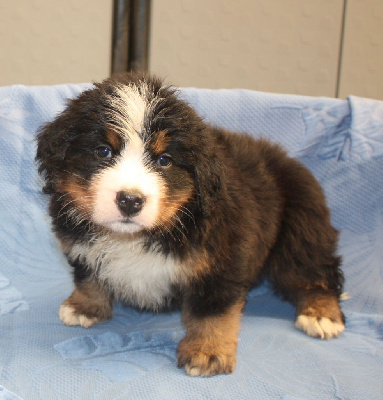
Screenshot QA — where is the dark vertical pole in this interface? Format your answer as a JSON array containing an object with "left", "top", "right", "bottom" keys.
[
  {"left": 112, "top": 0, "right": 130, "bottom": 74},
  {"left": 129, "top": 0, "right": 151, "bottom": 72},
  {"left": 336, "top": 0, "right": 347, "bottom": 98},
  {"left": 111, "top": 0, "right": 151, "bottom": 74}
]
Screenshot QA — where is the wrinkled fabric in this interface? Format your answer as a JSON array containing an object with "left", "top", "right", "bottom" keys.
[{"left": 0, "top": 84, "right": 382, "bottom": 399}]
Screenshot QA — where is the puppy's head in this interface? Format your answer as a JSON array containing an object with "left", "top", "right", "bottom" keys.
[{"left": 36, "top": 73, "right": 221, "bottom": 235}]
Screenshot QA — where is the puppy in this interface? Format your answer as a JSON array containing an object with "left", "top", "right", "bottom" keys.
[{"left": 36, "top": 72, "right": 345, "bottom": 377}]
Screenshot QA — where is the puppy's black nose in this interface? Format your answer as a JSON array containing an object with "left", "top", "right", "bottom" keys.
[{"left": 116, "top": 191, "right": 145, "bottom": 216}]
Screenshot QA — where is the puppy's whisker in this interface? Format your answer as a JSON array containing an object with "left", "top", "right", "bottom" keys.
[
  {"left": 160, "top": 212, "right": 188, "bottom": 243},
  {"left": 161, "top": 203, "right": 196, "bottom": 226},
  {"left": 62, "top": 170, "right": 90, "bottom": 183},
  {"left": 57, "top": 199, "right": 94, "bottom": 229},
  {"left": 177, "top": 207, "right": 195, "bottom": 223}
]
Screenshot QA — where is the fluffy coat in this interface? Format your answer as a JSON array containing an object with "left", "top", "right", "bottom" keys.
[{"left": 36, "top": 72, "right": 344, "bottom": 376}]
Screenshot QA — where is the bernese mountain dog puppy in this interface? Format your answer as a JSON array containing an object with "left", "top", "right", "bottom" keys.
[{"left": 36, "top": 72, "right": 345, "bottom": 377}]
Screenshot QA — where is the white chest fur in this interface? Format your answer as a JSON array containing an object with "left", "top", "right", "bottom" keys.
[{"left": 68, "top": 235, "right": 181, "bottom": 310}]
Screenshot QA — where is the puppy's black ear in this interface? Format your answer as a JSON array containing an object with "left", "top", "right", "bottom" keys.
[
  {"left": 35, "top": 120, "right": 69, "bottom": 194},
  {"left": 193, "top": 145, "right": 225, "bottom": 216}
]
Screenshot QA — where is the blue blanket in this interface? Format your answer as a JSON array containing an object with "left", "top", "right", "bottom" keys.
[{"left": 0, "top": 83, "right": 382, "bottom": 399}]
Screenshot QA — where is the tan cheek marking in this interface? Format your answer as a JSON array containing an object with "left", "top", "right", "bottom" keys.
[
  {"left": 155, "top": 173, "right": 194, "bottom": 228},
  {"left": 177, "top": 300, "right": 244, "bottom": 376},
  {"left": 59, "top": 180, "right": 96, "bottom": 218},
  {"left": 157, "top": 189, "right": 193, "bottom": 226}
]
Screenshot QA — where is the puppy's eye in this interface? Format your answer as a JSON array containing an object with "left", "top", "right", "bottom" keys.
[
  {"left": 95, "top": 146, "right": 113, "bottom": 159},
  {"left": 157, "top": 154, "right": 172, "bottom": 167}
]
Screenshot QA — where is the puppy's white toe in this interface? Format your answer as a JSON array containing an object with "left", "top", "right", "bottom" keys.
[
  {"left": 317, "top": 317, "right": 345, "bottom": 339},
  {"left": 59, "top": 304, "right": 98, "bottom": 328},
  {"left": 295, "top": 315, "right": 344, "bottom": 339},
  {"left": 295, "top": 315, "right": 324, "bottom": 338},
  {"left": 185, "top": 365, "right": 203, "bottom": 377}
]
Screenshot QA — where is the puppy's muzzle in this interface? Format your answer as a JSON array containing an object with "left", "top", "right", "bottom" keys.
[{"left": 116, "top": 191, "right": 146, "bottom": 217}]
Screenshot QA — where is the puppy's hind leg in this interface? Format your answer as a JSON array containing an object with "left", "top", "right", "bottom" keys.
[
  {"left": 294, "top": 287, "right": 345, "bottom": 339},
  {"left": 267, "top": 213, "right": 345, "bottom": 339},
  {"left": 271, "top": 261, "right": 345, "bottom": 339}
]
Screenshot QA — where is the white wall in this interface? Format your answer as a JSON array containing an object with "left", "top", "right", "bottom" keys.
[
  {"left": 0, "top": 0, "right": 113, "bottom": 86},
  {"left": 149, "top": 0, "right": 383, "bottom": 100},
  {"left": 150, "top": 0, "right": 344, "bottom": 97},
  {"left": 1, "top": 0, "right": 382, "bottom": 100},
  {"left": 338, "top": 0, "right": 383, "bottom": 100}
]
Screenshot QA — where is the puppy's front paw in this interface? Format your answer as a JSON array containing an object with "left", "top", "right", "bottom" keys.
[
  {"left": 59, "top": 303, "right": 100, "bottom": 328},
  {"left": 58, "top": 283, "right": 113, "bottom": 328},
  {"left": 177, "top": 337, "right": 237, "bottom": 377}
]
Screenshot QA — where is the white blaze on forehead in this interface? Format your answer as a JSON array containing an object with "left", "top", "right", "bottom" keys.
[
  {"left": 92, "top": 131, "right": 165, "bottom": 234},
  {"left": 105, "top": 83, "right": 148, "bottom": 139}
]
